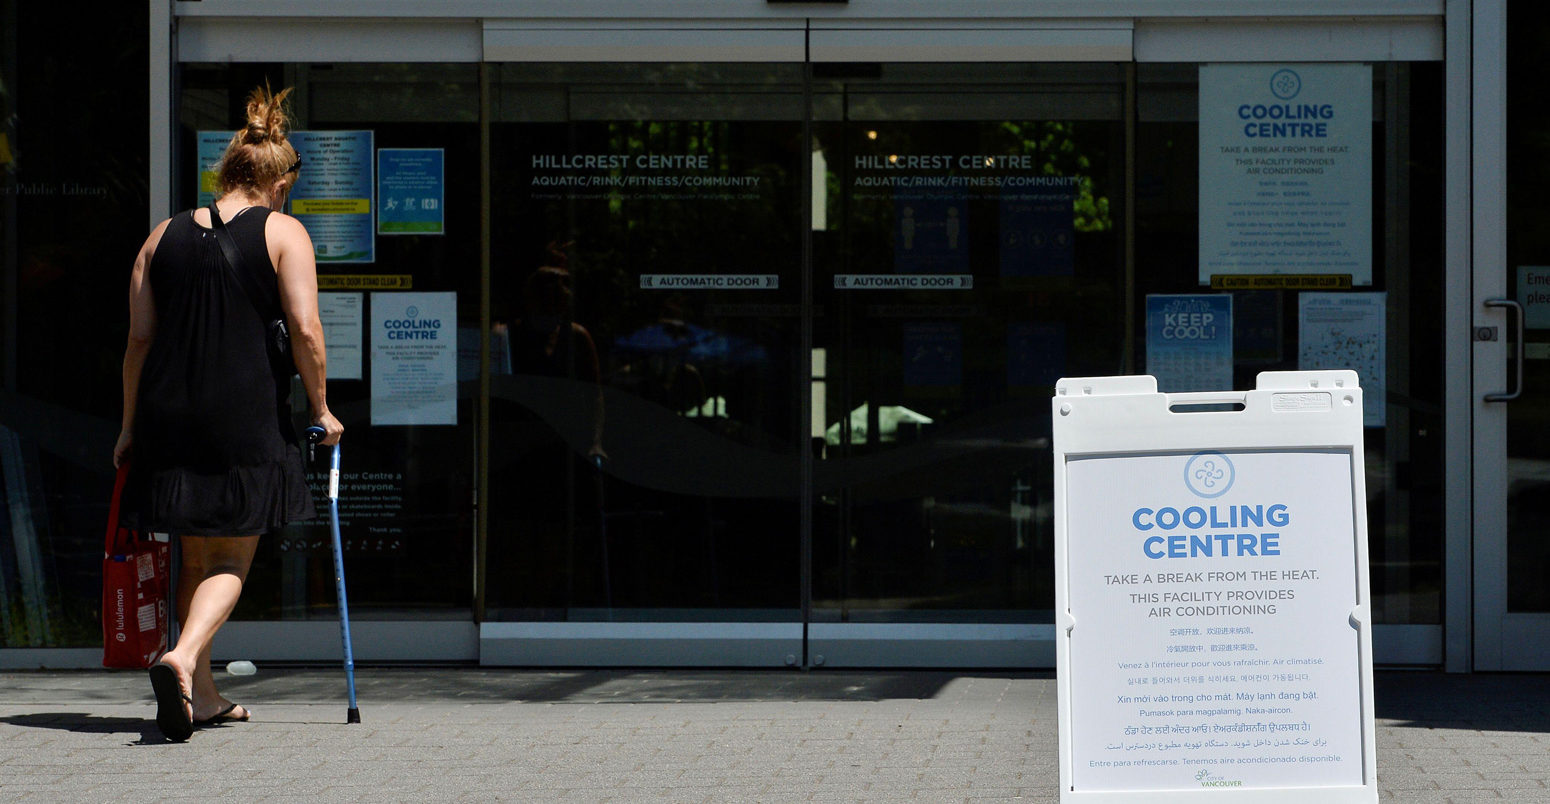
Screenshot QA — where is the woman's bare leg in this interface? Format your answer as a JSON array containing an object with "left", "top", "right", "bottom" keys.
[
  {"left": 175, "top": 582, "right": 236, "bottom": 718},
  {"left": 161, "top": 534, "right": 260, "bottom": 722}
]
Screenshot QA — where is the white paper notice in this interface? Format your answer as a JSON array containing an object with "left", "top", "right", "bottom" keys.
[
  {"left": 1519, "top": 266, "right": 1550, "bottom": 329},
  {"left": 1066, "top": 449, "right": 1365, "bottom": 793},
  {"left": 1199, "top": 64, "right": 1373, "bottom": 285},
  {"left": 370, "top": 291, "right": 457, "bottom": 426},
  {"left": 318, "top": 292, "right": 363, "bottom": 380},
  {"left": 1299, "top": 293, "right": 1385, "bottom": 427}
]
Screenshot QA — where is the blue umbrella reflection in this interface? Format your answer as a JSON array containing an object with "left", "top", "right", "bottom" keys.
[{"left": 613, "top": 320, "right": 768, "bottom": 366}]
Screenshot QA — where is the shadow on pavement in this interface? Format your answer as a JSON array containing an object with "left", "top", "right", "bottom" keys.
[
  {"left": 1375, "top": 671, "right": 1550, "bottom": 733},
  {"left": 0, "top": 712, "right": 161, "bottom": 743},
  {"left": 208, "top": 667, "right": 1047, "bottom": 704}
]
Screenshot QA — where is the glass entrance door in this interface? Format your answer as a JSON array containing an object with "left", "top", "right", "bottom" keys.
[
  {"left": 480, "top": 64, "right": 807, "bottom": 662},
  {"left": 805, "top": 58, "right": 1448, "bottom": 668},
  {"left": 808, "top": 64, "right": 1126, "bottom": 664},
  {"left": 177, "top": 63, "right": 483, "bottom": 660},
  {"left": 1483, "top": 0, "right": 1550, "bottom": 670}
]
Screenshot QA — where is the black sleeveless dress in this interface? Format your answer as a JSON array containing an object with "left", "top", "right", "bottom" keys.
[{"left": 119, "top": 208, "right": 315, "bottom": 536}]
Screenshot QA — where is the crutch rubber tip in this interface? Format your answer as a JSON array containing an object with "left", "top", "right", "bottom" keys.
[{"left": 347, "top": 708, "right": 361, "bottom": 724}]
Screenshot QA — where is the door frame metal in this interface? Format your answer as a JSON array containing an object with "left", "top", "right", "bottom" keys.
[{"left": 1467, "top": 0, "right": 1550, "bottom": 671}]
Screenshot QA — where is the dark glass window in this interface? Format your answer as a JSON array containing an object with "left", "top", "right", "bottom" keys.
[
  {"left": 1, "top": 1, "right": 148, "bottom": 647},
  {"left": 177, "top": 63, "right": 481, "bottom": 621},
  {"left": 811, "top": 63, "right": 1127, "bottom": 622},
  {"left": 1135, "top": 63, "right": 1446, "bottom": 624},
  {"left": 484, "top": 64, "right": 806, "bottom": 621}
]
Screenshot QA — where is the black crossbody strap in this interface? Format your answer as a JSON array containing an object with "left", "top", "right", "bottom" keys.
[
  {"left": 207, "top": 202, "right": 275, "bottom": 318},
  {"left": 208, "top": 203, "right": 295, "bottom": 377}
]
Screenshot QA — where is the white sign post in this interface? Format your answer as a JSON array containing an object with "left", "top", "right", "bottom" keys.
[{"left": 1053, "top": 371, "right": 1377, "bottom": 803}]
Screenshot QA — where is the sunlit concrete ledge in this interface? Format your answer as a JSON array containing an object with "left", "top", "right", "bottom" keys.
[{"left": 480, "top": 622, "right": 804, "bottom": 667}]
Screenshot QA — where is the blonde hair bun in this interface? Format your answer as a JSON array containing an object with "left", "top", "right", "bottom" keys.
[
  {"left": 216, "top": 83, "right": 299, "bottom": 195},
  {"left": 244, "top": 85, "right": 292, "bottom": 144}
]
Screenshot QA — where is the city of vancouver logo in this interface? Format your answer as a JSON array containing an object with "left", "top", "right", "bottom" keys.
[
  {"left": 1184, "top": 451, "right": 1235, "bottom": 499},
  {"left": 1195, "top": 769, "right": 1243, "bottom": 788},
  {"left": 1270, "top": 68, "right": 1302, "bottom": 100}
]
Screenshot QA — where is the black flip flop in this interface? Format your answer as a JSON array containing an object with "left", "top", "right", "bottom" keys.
[
  {"left": 194, "top": 703, "right": 251, "bottom": 727},
  {"left": 148, "top": 663, "right": 193, "bottom": 741}
]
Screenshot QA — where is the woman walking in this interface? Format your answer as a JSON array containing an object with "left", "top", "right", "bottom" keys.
[{"left": 113, "top": 85, "right": 342, "bottom": 741}]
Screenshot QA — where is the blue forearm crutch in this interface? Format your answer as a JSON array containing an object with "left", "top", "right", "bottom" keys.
[{"left": 306, "top": 426, "right": 360, "bottom": 724}]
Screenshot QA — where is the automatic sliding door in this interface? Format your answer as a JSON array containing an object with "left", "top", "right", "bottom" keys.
[
  {"left": 810, "top": 64, "right": 1127, "bottom": 663},
  {"left": 484, "top": 65, "right": 804, "bottom": 656},
  {"left": 176, "top": 63, "right": 482, "bottom": 660}
]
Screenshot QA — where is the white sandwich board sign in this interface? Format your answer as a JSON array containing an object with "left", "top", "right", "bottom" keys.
[{"left": 1052, "top": 371, "right": 1377, "bottom": 803}]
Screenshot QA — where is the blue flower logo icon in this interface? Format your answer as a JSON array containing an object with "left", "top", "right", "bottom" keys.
[
  {"left": 1185, "top": 451, "right": 1235, "bottom": 498},
  {"left": 1270, "top": 69, "right": 1302, "bottom": 100},
  {"left": 406, "top": 305, "right": 419, "bottom": 319}
]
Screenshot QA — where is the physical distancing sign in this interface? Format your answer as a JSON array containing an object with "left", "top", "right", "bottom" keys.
[{"left": 1052, "top": 371, "right": 1377, "bottom": 803}]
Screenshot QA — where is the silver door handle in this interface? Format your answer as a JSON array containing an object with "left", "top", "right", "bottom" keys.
[{"left": 1484, "top": 298, "right": 1524, "bottom": 402}]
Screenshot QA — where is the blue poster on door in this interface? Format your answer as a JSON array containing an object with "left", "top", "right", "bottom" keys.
[
  {"left": 902, "top": 322, "right": 963, "bottom": 387},
  {"left": 999, "top": 185, "right": 1075, "bottom": 277},
  {"left": 378, "top": 148, "right": 444, "bottom": 235},
  {"left": 290, "top": 130, "right": 375, "bottom": 263},
  {"left": 1145, "top": 294, "right": 1233, "bottom": 392},
  {"left": 893, "top": 193, "right": 969, "bottom": 274},
  {"left": 1007, "top": 322, "right": 1065, "bottom": 388}
]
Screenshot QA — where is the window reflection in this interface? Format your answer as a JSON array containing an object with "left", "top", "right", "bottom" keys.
[
  {"left": 811, "top": 64, "right": 1126, "bottom": 622},
  {"left": 485, "top": 64, "right": 804, "bottom": 620}
]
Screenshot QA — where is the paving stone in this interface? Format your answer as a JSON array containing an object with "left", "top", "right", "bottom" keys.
[{"left": 0, "top": 669, "right": 1545, "bottom": 800}]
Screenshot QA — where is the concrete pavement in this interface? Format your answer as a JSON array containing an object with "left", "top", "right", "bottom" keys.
[{"left": 0, "top": 668, "right": 1546, "bottom": 802}]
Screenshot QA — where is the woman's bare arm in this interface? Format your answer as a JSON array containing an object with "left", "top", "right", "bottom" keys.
[
  {"left": 268, "top": 212, "right": 343, "bottom": 445},
  {"left": 115, "top": 219, "right": 170, "bottom": 468}
]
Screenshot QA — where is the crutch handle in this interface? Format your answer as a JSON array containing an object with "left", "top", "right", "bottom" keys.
[{"left": 304, "top": 425, "right": 325, "bottom": 463}]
